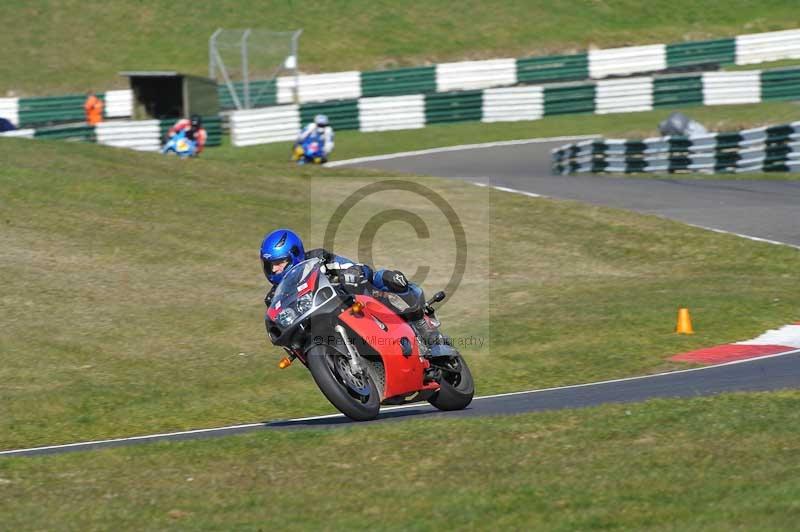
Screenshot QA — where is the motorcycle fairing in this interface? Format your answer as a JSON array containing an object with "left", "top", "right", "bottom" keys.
[{"left": 338, "top": 295, "right": 432, "bottom": 400}]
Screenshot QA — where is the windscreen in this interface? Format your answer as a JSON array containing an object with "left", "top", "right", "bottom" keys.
[{"left": 271, "top": 258, "right": 321, "bottom": 306}]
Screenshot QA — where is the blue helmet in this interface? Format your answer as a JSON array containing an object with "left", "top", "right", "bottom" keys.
[{"left": 260, "top": 229, "right": 305, "bottom": 284}]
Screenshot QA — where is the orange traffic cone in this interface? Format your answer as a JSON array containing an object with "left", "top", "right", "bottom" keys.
[{"left": 676, "top": 307, "right": 694, "bottom": 334}]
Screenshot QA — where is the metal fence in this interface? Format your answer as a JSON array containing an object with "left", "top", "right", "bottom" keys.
[{"left": 210, "top": 28, "right": 301, "bottom": 110}]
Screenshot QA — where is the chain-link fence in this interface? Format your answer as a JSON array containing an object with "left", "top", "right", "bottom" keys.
[{"left": 209, "top": 28, "right": 302, "bottom": 109}]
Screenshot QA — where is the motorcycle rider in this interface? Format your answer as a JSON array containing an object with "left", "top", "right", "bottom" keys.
[
  {"left": 260, "top": 228, "right": 443, "bottom": 347},
  {"left": 294, "top": 114, "right": 334, "bottom": 163},
  {"left": 167, "top": 114, "right": 208, "bottom": 155}
]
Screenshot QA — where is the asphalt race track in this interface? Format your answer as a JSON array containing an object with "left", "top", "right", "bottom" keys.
[
  {"left": 337, "top": 139, "right": 800, "bottom": 247},
  {"left": 5, "top": 137, "right": 800, "bottom": 457},
  {"left": 3, "top": 351, "right": 799, "bottom": 457}
]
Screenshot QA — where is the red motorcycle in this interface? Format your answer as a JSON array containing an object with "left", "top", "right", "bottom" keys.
[{"left": 266, "top": 258, "right": 474, "bottom": 421}]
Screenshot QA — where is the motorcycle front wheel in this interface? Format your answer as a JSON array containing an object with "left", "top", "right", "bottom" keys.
[
  {"left": 306, "top": 345, "right": 381, "bottom": 421},
  {"left": 428, "top": 354, "right": 474, "bottom": 411}
]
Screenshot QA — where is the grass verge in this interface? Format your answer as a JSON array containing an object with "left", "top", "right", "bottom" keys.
[
  {"left": 1, "top": 136, "right": 798, "bottom": 450},
  {"left": 2, "top": 392, "right": 800, "bottom": 529},
  {"left": 725, "top": 59, "right": 800, "bottom": 71}
]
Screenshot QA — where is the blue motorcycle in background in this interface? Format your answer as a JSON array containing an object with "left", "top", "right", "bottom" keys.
[
  {"left": 162, "top": 130, "right": 197, "bottom": 158},
  {"left": 292, "top": 132, "right": 326, "bottom": 165}
]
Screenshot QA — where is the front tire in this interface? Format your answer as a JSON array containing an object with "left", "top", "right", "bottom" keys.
[
  {"left": 428, "top": 354, "right": 474, "bottom": 411},
  {"left": 306, "top": 346, "right": 381, "bottom": 421}
]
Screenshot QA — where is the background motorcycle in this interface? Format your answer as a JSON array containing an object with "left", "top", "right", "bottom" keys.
[
  {"left": 291, "top": 133, "right": 326, "bottom": 165},
  {"left": 161, "top": 130, "right": 197, "bottom": 158},
  {"left": 266, "top": 258, "right": 474, "bottom": 421}
]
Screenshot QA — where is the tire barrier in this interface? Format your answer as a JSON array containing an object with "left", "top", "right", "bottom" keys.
[
  {"left": 230, "top": 65, "right": 800, "bottom": 147},
  {"left": 1, "top": 116, "right": 223, "bottom": 152},
  {"left": 6, "top": 91, "right": 135, "bottom": 129},
  {"left": 0, "top": 97, "right": 19, "bottom": 127},
  {"left": 551, "top": 123, "right": 800, "bottom": 174},
  {"left": 217, "top": 28, "right": 800, "bottom": 109}
]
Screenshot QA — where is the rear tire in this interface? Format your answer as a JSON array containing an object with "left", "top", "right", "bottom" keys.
[
  {"left": 428, "top": 354, "right": 474, "bottom": 411},
  {"left": 306, "top": 346, "right": 381, "bottom": 421}
]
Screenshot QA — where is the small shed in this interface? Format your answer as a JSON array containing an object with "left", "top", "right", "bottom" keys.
[{"left": 119, "top": 71, "right": 219, "bottom": 120}]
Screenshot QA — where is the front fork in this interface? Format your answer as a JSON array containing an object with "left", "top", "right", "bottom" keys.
[{"left": 334, "top": 324, "right": 364, "bottom": 375}]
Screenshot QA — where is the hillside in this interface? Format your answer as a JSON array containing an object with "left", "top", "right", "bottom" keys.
[
  {"left": 3, "top": 0, "right": 800, "bottom": 95},
  {"left": 2, "top": 137, "right": 799, "bottom": 449}
]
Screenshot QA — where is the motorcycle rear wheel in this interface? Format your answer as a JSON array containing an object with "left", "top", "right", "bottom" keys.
[
  {"left": 428, "top": 354, "right": 474, "bottom": 411},
  {"left": 306, "top": 345, "right": 381, "bottom": 421}
]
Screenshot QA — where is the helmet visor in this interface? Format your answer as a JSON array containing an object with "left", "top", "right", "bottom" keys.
[{"left": 266, "top": 257, "right": 291, "bottom": 276}]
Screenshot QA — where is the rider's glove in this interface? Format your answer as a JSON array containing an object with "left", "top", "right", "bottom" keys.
[
  {"left": 360, "top": 264, "right": 373, "bottom": 281},
  {"left": 381, "top": 270, "right": 409, "bottom": 292},
  {"left": 339, "top": 265, "right": 367, "bottom": 288}
]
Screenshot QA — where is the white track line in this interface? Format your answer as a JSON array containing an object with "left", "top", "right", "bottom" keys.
[
  {"left": 3, "top": 347, "right": 799, "bottom": 458},
  {"left": 473, "top": 181, "right": 545, "bottom": 198},
  {"left": 684, "top": 222, "right": 800, "bottom": 251},
  {"left": 0, "top": 423, "right": 267, "bottom": 457},
  {"left": 479, "top": 181, "right": 800, "bottom": 251},
  {"left": 465, "top": 347, "right": 800, "bottom": 401},
  {"left": 329, "top": 137, "right": 800, "bottom": 251},
  {"left": 325, "top": 135, "right": 600, "bottom": 167}
]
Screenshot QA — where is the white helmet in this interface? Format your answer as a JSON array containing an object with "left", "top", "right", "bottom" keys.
[{"left": 314, "top": 114, "right": 329, "bottom": 127}]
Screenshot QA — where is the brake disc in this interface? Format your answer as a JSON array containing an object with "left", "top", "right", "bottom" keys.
[{"left": 336, "top": 356, "right": 371, "bottom": 396}]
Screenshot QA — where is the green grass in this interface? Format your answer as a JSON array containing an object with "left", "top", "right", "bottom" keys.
[
  {"left": 3, "top": 1, "right": 800, "bottom": 95},
  {"left": 2, "top": 136, "right": 799, "bottom": 451},
  {"left": 725, "top": 58, "right": 800, "bottom": 71},
  {"left": 2, "top": 392, "right": 800, "bottom": 529}
]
